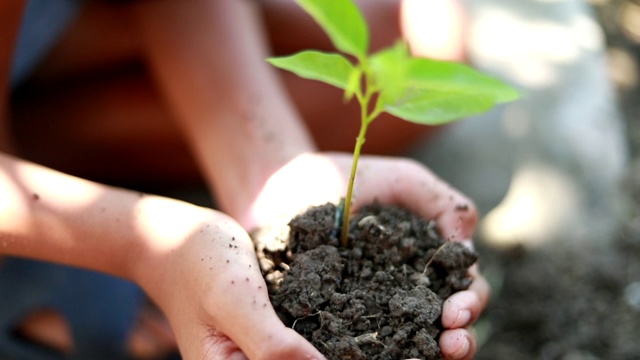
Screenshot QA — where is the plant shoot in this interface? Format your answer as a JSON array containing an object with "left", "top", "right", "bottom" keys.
[{"left": 268, "top": 0, "right": 519, "bottom": 247}]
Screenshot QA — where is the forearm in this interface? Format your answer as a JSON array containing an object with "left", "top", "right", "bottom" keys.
[
  {"left": 131, "top": 0, "right": 316, "bottom": 227},
  {"left": 0, "top": 1, "right": 159, "bottom": 281},
  {"left": 0, "top": 152, "right": 213, "bottom": 282}
]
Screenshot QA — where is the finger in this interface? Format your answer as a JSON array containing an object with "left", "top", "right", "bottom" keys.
[
  {"left": 200, "top": 329, "right": 248, "bottom": 360},
  {"left": 441, "top": 264, "right": 490, "bottom": 329},
  {"left": 218, "top": 305, "right": 326, "bottom": 360},
  {"left": 215, "top": 304, "right": 326, "bottom": 360},
  {"left": 387, "top": 160, "right": 478, "bottom": 241},
  {"left": 353, "top": 158, "right": 478, "bottom": 241},
  {"left": 439, "top": 327, "right": 477, "bottom": 360}
]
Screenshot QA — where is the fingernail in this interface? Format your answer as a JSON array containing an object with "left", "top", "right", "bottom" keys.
[
  {"left": 454, "top": 309, "right": 471, "bottom": 327},
  {"left": 451, "top": 334, "right": 470, "bottom": 360}
]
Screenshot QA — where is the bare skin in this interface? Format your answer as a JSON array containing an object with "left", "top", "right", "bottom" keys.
[{"left": 2, "top": 1, "right": 487, "bottom": 359}]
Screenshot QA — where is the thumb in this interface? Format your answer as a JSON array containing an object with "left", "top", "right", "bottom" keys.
[
  {"left": 247, "top": 327, "right": 327, "bottom": 360},
  {"left": 355, "top": 158, "right": 478, "bottom": 241},
  {"left": 209, "top": 274, "right": 326, "bottom": 360}
]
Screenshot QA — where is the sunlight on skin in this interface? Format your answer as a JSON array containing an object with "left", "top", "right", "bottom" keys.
[
  {"left": 246, "top": 153, "right": 345, "bottom": 231},
  {"left": 134, "top": 195, "right": 215, "bottom": 253},
  {"left": 0, "top": 166, "right": 30, "bottom": 237},
  {"left": 12, "top": 160, "right": 108, "bottom": 249},
  {"left": 16, "top": 161, "right": 103, "bottom": 206},
  {"left": 0, "top": 159, "right": 101, "bottom": 248}
]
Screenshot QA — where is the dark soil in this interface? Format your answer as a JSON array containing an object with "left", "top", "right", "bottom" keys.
[
  {"left": 475, "top": 226, "right": 640, "bottom": 360},
  {"left": 255, "top": 203, "right": 477, "bottom": 360}
]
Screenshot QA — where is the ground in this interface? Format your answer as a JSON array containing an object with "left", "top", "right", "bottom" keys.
[{"left": 474, "top": 1, "right": 640, "bottom": 359}]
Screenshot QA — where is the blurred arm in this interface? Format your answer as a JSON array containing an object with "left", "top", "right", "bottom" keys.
[{"left": 130, "top": 0, "right": 317, "bottom": 229}]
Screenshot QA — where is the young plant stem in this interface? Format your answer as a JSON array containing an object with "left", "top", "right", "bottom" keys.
[
  {"left": 340, "top": 120, "right": 369, "bottom": 246},
  {"left": 340, "top": 64, "right": 380, "bottom": 247}
]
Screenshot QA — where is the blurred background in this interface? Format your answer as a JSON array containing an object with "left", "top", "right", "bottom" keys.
[{"left": 412, "top": 0, "right": 640, "bottom": 358}]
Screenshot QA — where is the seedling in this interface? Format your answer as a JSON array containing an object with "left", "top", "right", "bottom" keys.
[{"left": 268, "top": 0, "right": 519, "bottom": 247}]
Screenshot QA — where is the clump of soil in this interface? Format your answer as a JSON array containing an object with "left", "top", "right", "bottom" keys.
[
  {"left": 475, "top": 229, "right": 640, "bottom": 360},
  {"left": 255, "top": 203, "right": 477, "bottom": 360}
]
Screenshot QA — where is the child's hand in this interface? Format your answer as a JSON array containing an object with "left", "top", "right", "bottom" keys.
[
  {"left": 132, "top": 200, "right": 325, "bottom": 360},
  {"left": 238, "top": 152, "right": 488, "bottom": 360},
  {"left": 237, "top": 152, "right": 477, "bottom": 239}
]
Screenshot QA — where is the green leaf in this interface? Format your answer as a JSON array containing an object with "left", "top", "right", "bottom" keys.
[
  {"left": 369, "top": 42, "right": 411, "bottom": 105},
  {"left": 406, "top": 58, "right": 520, "bottom": 104},
  {"left": 384, "top": 88, "right": 497, "bottom": 125},
  {"left": 267, "top": 51, "right": 355, "bottom": 89},
  {"left": 295, "top": 0, "right": 369, "bottom": 58},
  {"left": 374, "top": 56, "right": 520, "bottom": 124}
]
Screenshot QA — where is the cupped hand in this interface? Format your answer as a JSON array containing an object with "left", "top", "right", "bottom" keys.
[
  {"left": 132, "top": 198, "right": 326, "bottom": 360},
  {"left": 238, "top": 152, "right": 489, "bottom": 360}
]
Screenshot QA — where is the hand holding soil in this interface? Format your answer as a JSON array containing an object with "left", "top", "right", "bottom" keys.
[
  {"left": 132, "top": 202, "right": 327, "bottom": 360},
  {"left": 242, "top": 152, "right": 479, "bottom": 239},
  {"left": 247, "top": 152, "right": 489, "bottom": 359}
]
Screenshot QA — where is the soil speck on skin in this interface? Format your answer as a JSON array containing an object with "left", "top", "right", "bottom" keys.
[
  {"left": 256, "top": 203, "right": 477, "bottom": 360},
  {"left": 32, "top": 193, "right": 39, "bottom": 201}
]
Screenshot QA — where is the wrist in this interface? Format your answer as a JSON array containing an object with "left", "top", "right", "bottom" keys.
[
  {"left": 232, "top": 152, "right": 348, "bottom": 231},
  {"left": 127, "top": 196, "right": 214, "bottom": 295},
  {"left": 127, "top": 197, "right": 255, "bottom": 317}
]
